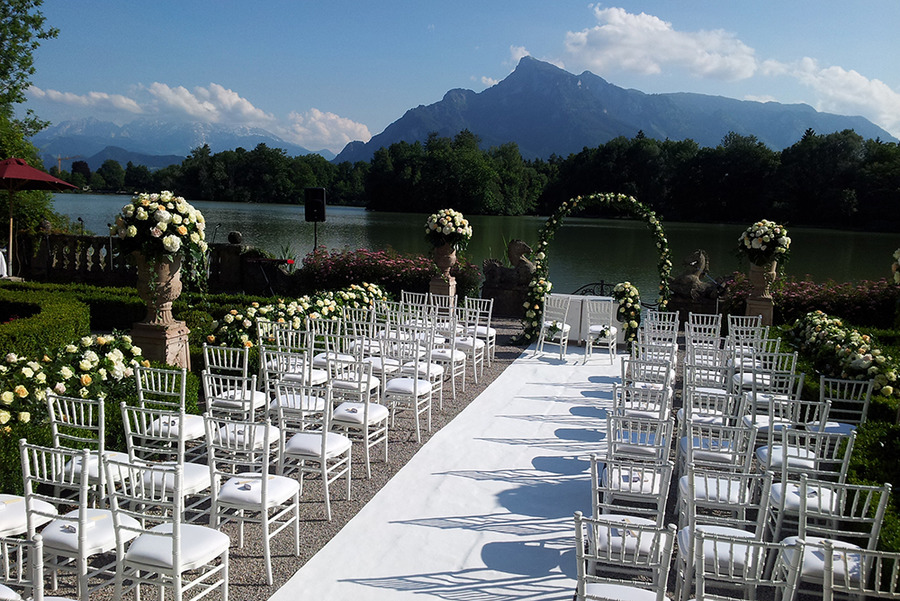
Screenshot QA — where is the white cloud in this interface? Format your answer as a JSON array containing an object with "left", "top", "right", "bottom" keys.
[
  {"left": 481, "top": 76, "right": 499, "bottom": 87},
  {"left": 28, "top": 86, "right": 143, "bottom": 114},
  {"left": 744, "top": 94, "right": 778, "bottom": 103},
  {"left": 282, "top": 108, "right": 371, "bottom": 152},
  {"left": 761, "top": 57, "right": 900, "bottom": 137},
  {"left": 510, "top": 45, "right": 531, "bottom": 64},
  {"left": 564, "top": 7, "right": 757, "bottom": 81}
]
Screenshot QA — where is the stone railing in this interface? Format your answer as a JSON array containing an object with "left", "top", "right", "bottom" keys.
[{"left": 15, "top": 235, "right": 290, "bottom": 295}]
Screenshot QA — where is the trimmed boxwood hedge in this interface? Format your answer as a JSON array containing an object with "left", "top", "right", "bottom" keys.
[{"left": 0, "top": 288, "right": 90, "bottom": 358}]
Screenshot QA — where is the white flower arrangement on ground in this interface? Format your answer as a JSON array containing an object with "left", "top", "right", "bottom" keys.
[
  {"left": 112, "top": 191, "right": 209, "bottom": 279},
  {"left": 424, "top": 208, "right": 473, "bottom": 250},
  {"left": 737, "top": 219, "right": 791, "bottom": 267},
  {"left": 613, "top": 282, "right": 641, "bottom": 343},
  {"left": 208, "top": 283, "right": 388, "bottom": 348}
]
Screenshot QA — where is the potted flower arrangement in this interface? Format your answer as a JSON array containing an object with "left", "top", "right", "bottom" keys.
[
  {"left": 892, "top": 248, "right": 900, "bottom": 284},
  {"left": 737, "top": 219, "right": 790, "bottom": 325},
  {"left": 111, "top": 191, "right": 208, "bottom": 324},
  {"left": 424, "top": 208, "right": 472, "bottom": 296},
  {"left": 736, "top": 219, "right": 791, "bottom": 268},
  {"left": 112, "top": 191, "right": 206, "bottom": 368}
]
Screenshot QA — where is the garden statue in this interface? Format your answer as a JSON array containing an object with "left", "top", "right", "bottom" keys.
[
  {"left": 482, "top": 239, "right": 536, "bottom": 317},
  {"left": 667, "top": 249, "right": 722, "bottom": 320}
]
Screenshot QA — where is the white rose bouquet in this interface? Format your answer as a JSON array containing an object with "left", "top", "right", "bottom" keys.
[
  {"left": 424, "top": 208, "right": 473, "bottom": 251},
  {"left": 112, "top": 191, "right": 209, "bottom": 283},
  {"left": 737, "top": 219, "right": 791, "bottom": 267}
]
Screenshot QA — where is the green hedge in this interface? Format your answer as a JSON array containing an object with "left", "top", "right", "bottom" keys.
[{"left": 0, "top": 288, "right": 90, "bottom": 358}]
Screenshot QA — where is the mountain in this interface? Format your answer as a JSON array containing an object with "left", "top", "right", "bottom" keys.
[
  {"left": 335, "top": 56, "right": 895, "bottom": 162},
  {"left": 31, "top": 117, "right": 335, "bottom": 171}
]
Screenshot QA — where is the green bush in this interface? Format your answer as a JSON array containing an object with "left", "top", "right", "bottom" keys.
[
  {"left": 848, "top": 421, "right": 900, "bottom": 551},
  {"left": 0, "top": 288, "right": 90, "bottom": 357}
]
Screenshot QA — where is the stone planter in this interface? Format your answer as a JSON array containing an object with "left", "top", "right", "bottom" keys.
[
  {"left": 745, "top": 260, "right": 777, "bottom": 326},
  {"left": 429, "top": 243, "right": 457, "bottom": 297},
  {"left": 131, "top": 253, "right": 191, "bottom": 369}
]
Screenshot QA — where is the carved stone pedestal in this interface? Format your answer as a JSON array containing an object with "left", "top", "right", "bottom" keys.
[
  {"left": 429, "top": 243, "right": 457, "bottom": 298},
  {"left": 131, "top": 321, "right": 191, "bottom": 369},
  {"left": 746, "top": 261, "right": 777, "bottom": 326}
]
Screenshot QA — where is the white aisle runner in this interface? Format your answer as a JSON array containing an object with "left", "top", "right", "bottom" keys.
[{"left": 269, "top": 345, "right": 620, "bottom": 601}]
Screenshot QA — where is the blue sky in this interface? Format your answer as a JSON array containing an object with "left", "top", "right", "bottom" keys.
[{"left": 20, "top": 1, "right": 900, "bottom": 153}]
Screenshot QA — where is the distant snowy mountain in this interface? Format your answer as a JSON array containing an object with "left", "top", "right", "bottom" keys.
[{"left": 31, "top": 117, "right": 334, "bottom": 171}]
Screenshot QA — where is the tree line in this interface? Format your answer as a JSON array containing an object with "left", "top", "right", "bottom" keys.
[{"left": 50, "top": 127, "right": 900, "bottom": 231}]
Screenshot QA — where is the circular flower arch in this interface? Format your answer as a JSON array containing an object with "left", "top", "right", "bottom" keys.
[{"left": 520, "top": 192, "right": 672, "bottom": 342}]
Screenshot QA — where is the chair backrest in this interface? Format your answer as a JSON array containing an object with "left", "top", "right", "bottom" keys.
[
  {"left": 585, "top": 298, "right": 615, "bottom": 328},
  {"left": 201, "top": 372, "right": 260, "bottom": 421},
  {"left": 621, "top": 358, "right": 672, "bottom": 391},
  {"left": 822, "top": 539, "right": 900, "bottom": 601},
  {"left": 273, "top": 382, "right": 334, "bottom": 470},
  {"left": 400, "top": 291, "right": 429, "bottom": 306},
  {"left": 688, "top": 311, "right": 722, "bottom": 331},
  {"left": 631, "top": 342, "right": 677, "bottom": 364},
  {"left": 135, "top": 365, "right": 187, "bottom": 411},
  {"left": 683, "top": 466, "right": 773, "bottom": 535},
  {"left": 644, "top": 309, "right": 680, "bottom": 330},
  {"left": 613, "top": 384, "right": 669, "bottom": 421},
  {"left": 683, "top": 422, "right": 758, "bottom": 473},
  {"left": 464, "top": 296, "right": 494, "bottom": 326},
  {"left": 591, "top": 454, "right": 673, "bottom": 526},
  {"left": 101, "top": 455, "right": 184, "bottom": 559},
  {"left": 820, "top": 376, "right": 874, "bottom": 428},
  {"left": 542, "top": 294, "right": 570, "bottom": 324},
  {"left": 429, "top": 293, "right": 457, "bottom": 317},
  {"left": 683, "top": 362, "right": 732, "bottom": 393},
  {"left": 607, "top": 415, "right": 674, "bottom": 463},
  {"left": 204, "top": 415, "right": 276, "bottom": 498},
  {"left": 774, "top": 429, "right": 856, "bottom": 484},
  {"left": 202, "top": 343, "right": 250, "bottom": 377},
  {"left": 694, "top": 530, "right": 803, "bottom": 601},
  {"left": 727, "top": 313, "right": 763, "bottom": 332},
  {"left": 260, "top": 345, "right": 311, "bottom": 394},
  {"left": 0, "top": 534, "right": 50, "bottom": 601},
  {"left": 798, "top": 475, "right": 891, "bottom": 551},
  {"left": 120, "top": 402, "right": 186, "bottom": 463},
  {"left": 20, "top": 440, "right": 90, "bottom": 535},
  {"left": 273, "top": 322, "right": 307, "bottom": 352},
  {"left": 256, "top": 318, "right": 279, "bottom": 348},
  {"left": 681, "top": 389, "right": 743, "bottom": 428},
  {"left": 47, "top": 393, "right": 104, "bottom": 451},
  {"left": 574, "top": 511, "right": 676, "bottom": 601}
]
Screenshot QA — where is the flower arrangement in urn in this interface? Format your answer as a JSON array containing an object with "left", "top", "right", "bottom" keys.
[
  {"left": 737, "top": 219, "right": 791, "bottom": 267},
  {"left": 424, "top": 208, "right": 473, "bottom": 251},
  {"left": 111, "top": 191, "right": 208, "bottom": 275},
  {"left": 892, "top": 248, "right": 900, "bottom": 284}
]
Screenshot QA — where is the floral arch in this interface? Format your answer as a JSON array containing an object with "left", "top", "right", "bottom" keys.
[{"left": 521, "top": 192, "right": 672, "bottom": 342}]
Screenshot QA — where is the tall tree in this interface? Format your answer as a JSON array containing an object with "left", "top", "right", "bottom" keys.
[{"left": 0, "top": 0, "right": 59, "bottom": 135}]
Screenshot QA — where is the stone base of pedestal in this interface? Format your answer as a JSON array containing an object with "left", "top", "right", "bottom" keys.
[
  {"left": 429, "top": 275, "right": 456, "bottom": 298},
  {"left": 131, "top": 320, "right": 191, "bottom": 369},
  {"left": 745, "top": 298, "right": 774, "bottom": 327}
]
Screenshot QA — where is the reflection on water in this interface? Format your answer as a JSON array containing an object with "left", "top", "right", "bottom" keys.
[{"left": 56, "top": 194, "right": 897, "bottom": 297}]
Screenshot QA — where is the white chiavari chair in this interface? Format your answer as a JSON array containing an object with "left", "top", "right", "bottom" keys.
[{"left": 536, "top": 294, "right": 571, "bottom": 360}]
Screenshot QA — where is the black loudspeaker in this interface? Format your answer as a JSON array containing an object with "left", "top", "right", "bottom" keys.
[{"left": 304, "top": 188, "right": 326, "bottom": 222}]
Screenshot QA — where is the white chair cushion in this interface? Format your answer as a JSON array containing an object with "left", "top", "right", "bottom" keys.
[
  {"left": 807, "top": 420, "right": 856, "bottom": 435},
  {"left": 430, "top": 348, "right": 466, "bottom": 363},
  {"left": 401, "top": 361, "right": 445, "bottom": 379},
  {"left": 284, "top": 431, "right": 352, "bottom": 459},
  {"left": 217, "top": 473, "right": 300, "bottom": 508},
  {"left": 331, "top": 374, "right": 380, "bottom": 393},
  {"left": 216, "top": 422, "right": 280, "bottom": 449},
  {"left": 333, "top": 402, "right": 389, "bottom": 426},
  {"left": 584, "top": 583, "right": 658, "bottom": 601},
  {"left": 41, "top": 508, "right": 139, "bottom": 555},
  {"left": 782, "top": 535, "right": 861, "bottom": 579},
  {"left": 65, "top": 449, "right": 130, "bottom": 482},
  {"left": 0, "top": 583, "right": 21, "bottom": 600},
  {"left": 678, "top": 436, "right": 737, "bottom": 464},
  {"left": 269, "top": 392, "right": 326, "bottom": 412},
  {"left": 755, "top": 444, "right": 817, "bottom": 470},
  {"left": 149, "top": 413, "right": 206, "bottom": 440},
  {"left": 589, "top": 324, "right": 617, "bottom": 337},
  {"left": 676, "top": 524, "right": 755, "bottom": 561},
  {"left": 313, "top": 352, "right": 354, "bottom": 369},
  {"left": 384, "top": 377, "right": 432, "bottom": 395},
  {"left": 362, "top": 356, "right": 400, "bottom": 374},
  {"left": 125, "top": 522, "right": 230, "bottom": 571},
  {"left": 770, "top": 483, "right": 839, "bottom": 513},
  {"left": 142, "top": 461, "right": 211, "bottom": 496},
  {"left": 455, "top": 336, "right": 485, "bottom": 351},
  {"left": 601, "top": 467, "right": 664, "bottom": 495},
  {"left": 592, "top": 514, "right": 657, "bottom": 555},
  {"left": 210, "top": 388, "right": 267, "bottom": 410},
  {"left": 466, "top": 325, "right": 496, "bottom": 337},
  {"left": 0, "top": 495, "right": 55, "bottom": 537},
  {"left": 678, "top": 475, "right": 746, "bottom": 505}
]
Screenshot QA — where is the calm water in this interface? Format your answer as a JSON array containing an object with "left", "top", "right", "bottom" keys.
[{"left": 54, "top": 193, "right": 899, "bottom": 297}]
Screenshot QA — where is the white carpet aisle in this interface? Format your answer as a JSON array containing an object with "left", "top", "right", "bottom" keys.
[{"left": 269, "top": 344, "right": 622, "bottom": 601}]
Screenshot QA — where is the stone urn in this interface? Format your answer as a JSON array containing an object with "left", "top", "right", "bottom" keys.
[
  {"left": 131, "top": 252, "right": 191, "bottom": 369},
  {"left": 430, "top": 242, "right": 457, "bottom": 297},
  {"left": 745, "top": 260, "right": 777, "bottom": 325}
]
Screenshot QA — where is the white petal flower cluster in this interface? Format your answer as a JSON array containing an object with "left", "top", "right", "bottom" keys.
[
  {"left": 112, "top": 191, "right": 208, "bottom": 262},
  {"left": 737, "top": 219, "right": 791, "bottom": 266},
  {"left": 424, "top": 208, "right": 473, "bottom": 250}
]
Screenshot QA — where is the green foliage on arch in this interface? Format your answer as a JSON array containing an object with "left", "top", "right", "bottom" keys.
[{"left": 520, "top": 192, "right": 672, "bottom": 342}]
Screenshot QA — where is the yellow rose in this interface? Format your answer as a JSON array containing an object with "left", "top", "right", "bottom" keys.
[
  {"left": 80, "top": 374, "right": 92, "bottom": 386},
  {"left": 14, "top": 385, "right": 27, "bottom": 398},
  {"left": 18, "top": 412, "right": 29, "bottom": 424},
  {"left": 0, "top": 391, "right": 12, "bottom": 404},
  {"left": 0, "top": 411, "right": 10, "bottom": 424}
]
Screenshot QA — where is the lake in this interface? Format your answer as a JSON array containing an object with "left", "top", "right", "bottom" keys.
[{"left": 54, "top": 193, "right": 898, "bottom": 298}]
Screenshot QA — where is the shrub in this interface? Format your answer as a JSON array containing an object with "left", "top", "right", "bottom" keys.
[
  {"left": 848, "top": 421, "right": 900, "bottom": 551},
  {"left": 0, "top": 288, "right": 90, "bottom": 358}
]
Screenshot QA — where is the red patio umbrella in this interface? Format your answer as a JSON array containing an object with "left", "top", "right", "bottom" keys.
[{"left": 0, "top": 157, "right": 77, "bottom": 276}]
